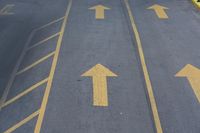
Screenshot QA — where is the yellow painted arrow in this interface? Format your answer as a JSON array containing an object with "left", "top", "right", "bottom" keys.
[
  {"left": 175, "top": 64, "right": 200, "bottom": 103},
  {"left": 147, "top": 4, "right": 169, "bottom": 19},
  {"left": 89, "top": 5, "right": 110, "bottom": 19},
  {"left": 82, "top": 64, "right": 117, "bottom": 106}
]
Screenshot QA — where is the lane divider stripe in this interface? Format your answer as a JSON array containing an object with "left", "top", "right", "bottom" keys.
[{"left": 124, "top": 0, "right": 163, "bottom": 133}]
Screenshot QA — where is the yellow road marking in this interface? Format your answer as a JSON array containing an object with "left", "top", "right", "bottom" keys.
[
  {"left": 4, "top": 110, "right": 39, "bottom": 133},
  {"left": 16, "top": 52, "right": 55, "bottom": 75},
  {"left": 82, "top": 64, "right": 117, "bottom": 106},
  {"left": 35, "top": 17, "right": 65, "bottom": 32},
  {"left": 124, "top": 0, "right": 163, "bottom": 132},
  {"left": 176, "top": 64, "right": 200, "bottom": 103},
  {"left": 34, "top": 0, "right": 72, "bottom": 132},
  {"left": 147, "top": 4, "right": 169, "bottom": 19},
  {"left": 0, "top": 4, "right": 14, "bottom": 15},
  {"left": 0, "top": 30, "right": 36, "bottom": 109},
  {"left": 27, "top": 32, "right": 61, "bottom": 51},
  {"left": 1, "top": 78, "right": 48, "bottom": 108},
  {"left": 89, "top": 5, "right": 110, "bottom": 19}
]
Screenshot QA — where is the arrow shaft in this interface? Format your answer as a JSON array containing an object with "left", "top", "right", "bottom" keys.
[
  {"left": 188, "top": 78, "right": 200, "bottom": 103},
  {"left": 95, "top": 9, "right": 105, "bottom": 19},
  {"left": 92, "top": 76, "right": 108, "bottom": 106},
  {"left": 154, "top": 9, "right": 168, "bottom": 19}
]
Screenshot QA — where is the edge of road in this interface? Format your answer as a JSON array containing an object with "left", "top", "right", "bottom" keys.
[{"left": 192, "top": 0, "right": 200, "bottom": 9}]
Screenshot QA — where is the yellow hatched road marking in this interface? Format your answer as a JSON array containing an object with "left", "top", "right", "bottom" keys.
[
  {"left": 1, "top": 78, "right": 48, "bottom": 108},
  {"left": 0, "top": 30, "right": 36, "bottom": 109},
  {"left": 27, "top": 32, "right": 61, "bottom": 51},
  {"left": 35, "top": 17, "right": 65, "bottom": 32},
  {"left": 4, "top": 110, "right": 40, "bottom": 133},
  {"left": 0, "top": 13, "right": 66, "bottom": 108},
  {"left": 16, "top": 52, "right": 55, "bottom": 75},
  {"left": 34, "top": 0, "right": 73, "bottom": 132},
  {"left": 124, "top": 0, "right": 163, "bottom": 133}
]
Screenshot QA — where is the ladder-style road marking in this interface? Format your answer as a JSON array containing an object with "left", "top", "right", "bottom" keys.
[
  {"left": 1, "top": 78, "right": 48, "bottom": 108},
  {"left": 34, "top": 0, "right": 73, "bottom": 132},
  {"left": 16, "top": 52, "right": 55, "bottom": 75},
  {"left": 4, "top": 110, "right": 40, "bottom": 133},
  {"left": 1, "top": 5, "right": 68, "bottom": 133}
]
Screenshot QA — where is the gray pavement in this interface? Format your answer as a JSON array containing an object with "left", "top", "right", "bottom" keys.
[{"left": 0, "top": 0, "right": 200, "bottom": 133}]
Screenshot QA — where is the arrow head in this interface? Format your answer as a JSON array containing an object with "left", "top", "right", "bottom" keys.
[
  {"left": 175, "top": 64, "right": 200, "bottom": 78},
  {"left": 82, "top": 64, "right": 117, "bottom": 77},
  {"left": 147, "top": 4, "right": 169, "bottom": 10},
  {"left": 89, "top": 5, "right": 110, "bottom": 10}
]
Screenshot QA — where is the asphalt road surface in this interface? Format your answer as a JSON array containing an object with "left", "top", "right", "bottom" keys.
[{"left": 0, "top": 0, "right": 200, "bottom": 133}]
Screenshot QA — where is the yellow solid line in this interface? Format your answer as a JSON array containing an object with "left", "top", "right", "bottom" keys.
[
  {"left": 124, "top": 0, "right": 163, "bottom": 133},
  {"left": 1, "top": 78, "right": 48, "bottom": 108},
  {"left": 16, "top": 52, "right": 55, "bottom": 75},
  {"left": 0, "top": 30, "right": 36, "bottom": 109},
  {"left": 34, "top": 17, "right": 65, "bottom": 32},
  {"left": 4, "top": 110, "right": 39, "bottom": 133},
  {"left": 27, "top": 32, "right": 61, "bottom": 51},
  {"left": 34, "top": 0, "right": 73, "bottom": 132}
]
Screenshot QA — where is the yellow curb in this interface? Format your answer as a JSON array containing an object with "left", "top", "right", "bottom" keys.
[{"left": 192, "top": 0, "right": 200, "bottom": 9}]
